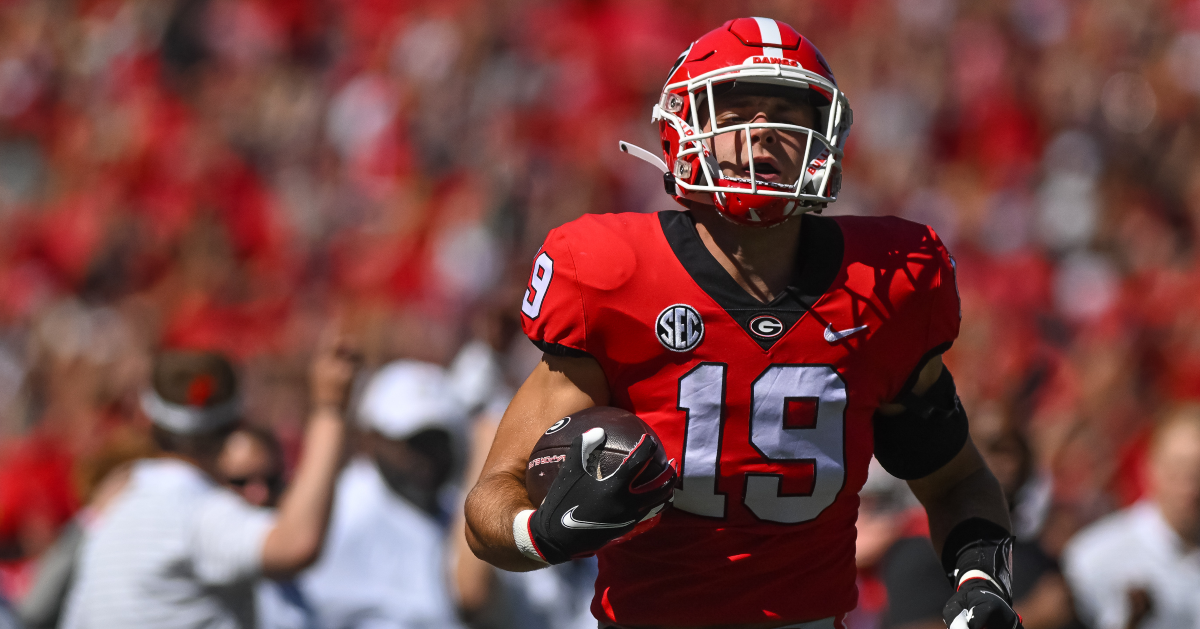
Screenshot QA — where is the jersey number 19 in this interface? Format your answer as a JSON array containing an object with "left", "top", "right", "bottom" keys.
[{"left": 675, "top": 363, "right": 847, "bottom": 524}]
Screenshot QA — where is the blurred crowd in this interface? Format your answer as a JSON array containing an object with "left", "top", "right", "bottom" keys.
[{"left": 0, "top": 0, "right": 1199, "bottom": 627}]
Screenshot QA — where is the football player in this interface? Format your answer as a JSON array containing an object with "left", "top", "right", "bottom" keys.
[{"left": 465, "top": 18, "right": 1021, "bottom": 629}]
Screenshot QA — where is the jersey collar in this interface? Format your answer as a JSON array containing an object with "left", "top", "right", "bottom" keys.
[{"left": 658, "top": 210, "right": 844, "bottom": 350}]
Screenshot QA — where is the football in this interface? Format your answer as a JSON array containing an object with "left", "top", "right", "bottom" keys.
[{"left": 525, "top": 406, "right": 672, "bottom": 506}]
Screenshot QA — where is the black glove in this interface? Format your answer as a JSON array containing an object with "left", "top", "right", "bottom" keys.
[
  {"left": 517, "top": 427, "right": 676, "bottom": 565},
  {"left": 941, "top": 520, "right": 1023, "bottom": 629}
]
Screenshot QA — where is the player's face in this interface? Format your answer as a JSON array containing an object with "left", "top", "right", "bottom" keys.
[{"left": 703, "top": 93, "right": 817, "bottom": 188}]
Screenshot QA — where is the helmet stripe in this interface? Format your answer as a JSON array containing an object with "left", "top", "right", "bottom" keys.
[{"left": 752, "top": 17, "right": 784, "bottom": 58}]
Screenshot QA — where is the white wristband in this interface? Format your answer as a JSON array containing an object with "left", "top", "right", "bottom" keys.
[{"left": 513, "top": 510, "right": 548, "bottom": 564}]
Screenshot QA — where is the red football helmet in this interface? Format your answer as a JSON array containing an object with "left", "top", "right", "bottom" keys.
[{"left": 620, "top": 18, "right": 853, "bottom": 226}]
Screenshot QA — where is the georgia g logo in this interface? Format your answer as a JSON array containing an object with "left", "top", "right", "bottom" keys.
[
  {"left": 544, "top": 416, "right": 570, "bottom": 435},
  {"left": 656, "top": 304, "right": 704, "bottom": 352},
  {"left": 749, "top": 314, "right": 784, "bottom": 338}
]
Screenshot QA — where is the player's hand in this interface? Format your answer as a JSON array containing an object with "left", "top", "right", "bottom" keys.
[
  {"left": 524, "top": 428, "right": 676, "bottom": 564},
  {"left": 943, "top": 576, "right": 1023, "bottom": 629}
]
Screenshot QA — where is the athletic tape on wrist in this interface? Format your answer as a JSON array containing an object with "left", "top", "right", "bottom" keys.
[{"left": 513, "top": 509, "right": 548, "bottom": 564}]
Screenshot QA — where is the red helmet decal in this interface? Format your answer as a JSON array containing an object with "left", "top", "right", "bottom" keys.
[{"left": 727, "top": 17, "right": 802, "bottom": 51}]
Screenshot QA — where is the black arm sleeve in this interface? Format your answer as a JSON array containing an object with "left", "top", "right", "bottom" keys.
[{"left": 872, "top": 366, "right": 969, "bottom": 480}]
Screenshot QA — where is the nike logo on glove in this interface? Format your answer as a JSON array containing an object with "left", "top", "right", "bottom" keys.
[
  {"left": 560, "top": 506, "right": 636, "bottom": 530},
  {"left": 824, "top": 324, "right": 868, "bottom": 343}
]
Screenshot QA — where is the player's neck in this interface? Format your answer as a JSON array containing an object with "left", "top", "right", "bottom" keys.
[{"left": 690, "top": 204, "right": 802, "bottom": 303}]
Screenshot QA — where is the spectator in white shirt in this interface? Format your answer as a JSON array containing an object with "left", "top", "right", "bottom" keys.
[
  {"left": 1063, "top": 406, "right": 1200, "bottom": 629},
  {"left": 299, "top": 360, "right": 467, "bottom": 629},
  {"left": 62, "top": 328, "right": 359, "bottom": 629}
]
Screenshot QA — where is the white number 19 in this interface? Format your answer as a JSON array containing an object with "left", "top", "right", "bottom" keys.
[{"left": 674, "top": 363, "right": 847, "bottom": 524}]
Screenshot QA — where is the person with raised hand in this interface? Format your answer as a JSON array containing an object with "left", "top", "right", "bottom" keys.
[{"left": 61, "top": 324, "right": 360, "bottom": 629}]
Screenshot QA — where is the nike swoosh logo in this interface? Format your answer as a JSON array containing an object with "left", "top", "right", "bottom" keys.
[
  {"left": 560, "top": 506, "right": 636, "bottom": 530},
  {"left": 824, "top": 324, "right": 868, "bottom": 343}
]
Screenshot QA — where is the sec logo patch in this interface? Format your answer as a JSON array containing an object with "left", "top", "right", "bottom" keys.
[
  {"left": 656, "top": 304, "right": 704, "bottom": 352},
  {"left": 749, "top": 314, "right": 784, "bottom": 338}
]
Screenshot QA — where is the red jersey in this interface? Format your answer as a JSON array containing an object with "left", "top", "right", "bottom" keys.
[{"left": 520, "top": 210, "right": 960, "bottom": 627}]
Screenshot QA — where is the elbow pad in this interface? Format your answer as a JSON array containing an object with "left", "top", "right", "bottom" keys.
[{"left": 872, "top": 366, "right": 969, "bottom": 480}]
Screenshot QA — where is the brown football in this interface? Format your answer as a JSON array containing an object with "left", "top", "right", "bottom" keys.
[{"left": 525, "top": 406, "right": 671, "bottom": 506}]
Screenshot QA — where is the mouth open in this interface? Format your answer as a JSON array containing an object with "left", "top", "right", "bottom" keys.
[
  {"left": 753, "top": 160, "right": 781, "bottom": 176},
  {"left": 718, "top": 156, "right": 797, "bottom": 190}
]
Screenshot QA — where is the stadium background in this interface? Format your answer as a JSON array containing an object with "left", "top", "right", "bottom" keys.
[{"left": 0, "top": 0, "right": 1196, "bottom": 622}]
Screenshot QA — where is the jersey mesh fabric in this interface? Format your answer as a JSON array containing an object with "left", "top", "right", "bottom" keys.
[{"left": 520, "top": 211, "right": 960, "bottom": 626}]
